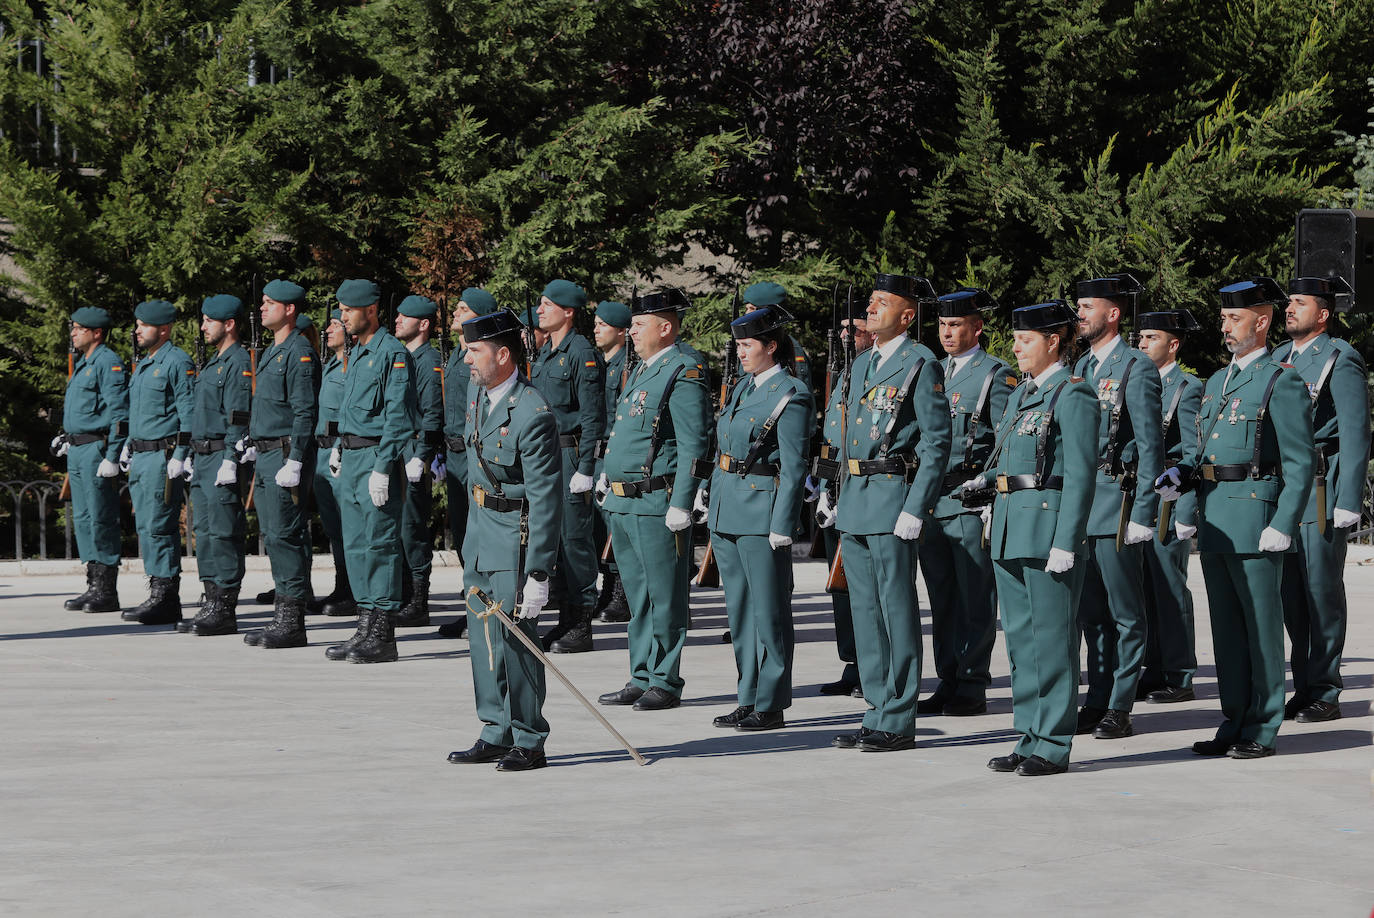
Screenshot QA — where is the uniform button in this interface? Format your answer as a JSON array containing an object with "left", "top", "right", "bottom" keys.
[
  {"left": 1042, "top": 502, "right": 1048, "bottom": 508},
  {"left": 1212, "top": 433, "right": 1219, "bottom": 439},
  {"left": 1251, "top": 492, "right": 1257, "bottom": 498},
  {"left": 1209, "top": 454, "right": 1216, "bottom": 461}
]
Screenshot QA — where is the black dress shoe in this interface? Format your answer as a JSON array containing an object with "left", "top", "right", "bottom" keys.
[
  {"left": 633, "top": 687, "right": 681, "bottom": 711},
  {"left": 1192, "top": 738, "right": 1231, "bottom": 756},
  {"left": 943, "top": 698, "right": 988, "bottom": 717},
  {"left": 735, "top": 710, "right": 785, "bottom": 731},
  {"left": 1093, "top": 708, "right": 1133, "bottom": 739},
  {"left": 820, "top": 678, "right": 860, "bottom": 696},
  {"left": 831, "top": 727, "right": 873, "bottom": 749},
  {"left": 1227, "top": 740, "right": 1276, "bottom": 759},
  {"left": 1283, "top": 694, "right": 1309, "bottom": 720},
  {"left": 1075, "top": 705, "right": 1106, "bottom": 735},
  {"left": 1135, "top": 679, "right": 1165, "bottom": 701},
  {"left": 857, "top": 731, "right": 915, "bottom": 752},
  {"left": 987, "top": 752, "right": 1027, "bottom": 772},
  {"left": 850, "top": 685, "right": 865, "bottom": 698},
  {"left": 436, "top": 619, "right": 468, "bottom": 639},
  {"left": 598, "top": 684, "right": 644, "bottom": 706},
  {"left": 1146, "top": 685, "right": 1195, "bottom": 704},
  {"left": 712, "top": 705, "right": 754, "bottom": 728},
  {"left": 255, "top": 588, "right": 275, "bottom": 605},
  {"left": 447, "top": 740, "right": 511, "bottom": 764},
  {"left": 1015, "top": 755, "right": 1067, "bottom": 776},
  {"left": 1295, "top": 700, "right": 1341, "bottom": 723},
  {"left": 916, "top": 693, "right": 948, "bottom": 715},
  {"left": 495, "top": 746, "right": 548, "bottom": 772}
]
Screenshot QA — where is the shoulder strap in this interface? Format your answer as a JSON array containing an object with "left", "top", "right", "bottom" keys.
[
  {"left": 739, "top": 393, "right": 794, "bottom": 474},
  {"left": 1310, "top": 349, "right": 1340, "bottom": 404},
  {"left": 1251, "top": 367, "right": 1284, "bottom": 478},
  {"left": 1034, "top": 381, "right": 1070, "bottom": 486},
  {"left": 1162, "top": 381, "right": 1186, "bottom": 439},
  {"left": 960, "top": 363, "right": 1001, "bottom": 468},
  {"left": 876, "top": 357, "right": 928, "bottom": 458},
  {"left": 643, "top": 364, "right": 687, "bottom": 473},
  {"left": 1101, "top": 357, "right": 1135, "bottom": 473}
]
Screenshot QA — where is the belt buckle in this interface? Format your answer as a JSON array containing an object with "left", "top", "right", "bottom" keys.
[
  {"left": 847, "top": 459, "right": 862, "bottom": 475},
  {"left": 611, "top": 481, "right": 628, "bottom": 498},
  {"left": 718, "top": 454, "right": 731, "bottom": 472},
  {"left": 1201, "top": 466, "right": 1217, "bottom": 482},
  {"left": 473, "top": 485, "right": 487, "bottom": 507},
  {"left": 995, "top": 474, "right": 1010, "bottom": 493}
]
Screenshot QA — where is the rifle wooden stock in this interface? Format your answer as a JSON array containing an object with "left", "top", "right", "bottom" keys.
[
  {"left": 61, "top": 332, "right": 74, "bottom": 501},
  {"left": 825, "top": 542, "right": 847, "bottom": 593},
  {"left": 694, "top": 539, "right": 720, "bottom": 587},
  {"left": 59, "top": 476, "right": 71, "bottom": 502},
  {"left": 600, "top": 532, "right": 614, "bottom": 564}
]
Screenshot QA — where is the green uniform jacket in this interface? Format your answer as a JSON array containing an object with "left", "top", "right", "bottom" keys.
[
  {"left": 1159, "top": 364, "right": 1202, "bottom": 529},
  {"left": 934, "top": 348, "right": 1016, "bottom": 520},
  {"left": 463, "top": 379, "right": 562, "bottom": 575},
  {"left": 676, "top": 339, "right": 708, "bottom": 369},
  {"left": 1194, "top": 353, "right": 1314, "bottom": 552},
  {"left": 530, "top": 331, "right": 604, "bottom": 476},
  {"left": 1272, "top": 334, "right": 1370, "bottom": 522},
  {"left": 706, "top": 370, "right": 812, "bottom": 536},
  {"left": 1073, "top": 338, "right": 1165, "bottom": 534},
  {"left": 831, "top": 338, "right": 952, "bottom": 534},
  {"left": 315, "top": 354, "right": 345, "bottom": 437},
  {"left": 249, "top": 330, "right": 319, "bottom": 461},
  {"left": 63, "top": 342, "right": 129, "bottom": 462},
  {"left": 788, "top": 336, "right": 812, "bottom": 396},
  {"left": 986, "top": 368, "right": 1097, "bottom": 560},
  {"left": 129, "top": 342, "right": 194, "bottom": 459},
  {"left": 338, "top": 329, "right": 420, "bottom": 474},
  {"left": 443, "top": 346, "right": 471, "bottom": 442},
  {"left": 192, "top": 342, "right": 252, "bottom": 442},
  {"left": 406, "top": 340, "right": 444, "bottom": 465},
  {"left": 602, "top": 346, "right": 711, "bottom": 516},
  {"left": 604, "top": 347, "right": 628, "bottom": 431}
]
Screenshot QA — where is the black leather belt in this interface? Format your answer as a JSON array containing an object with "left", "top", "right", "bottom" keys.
[
  {"left": 847, "top": 456, "right": 917, "bottom": 478},
  {"left": 128, "top": 437, "right": 176, "bottom": 453},
  {"left": 445, "top": 436, "right": 468, "bottom": 453},
  {"left": 67, "top": 433, "right": 105, "bottom": 447},
  {"left": 471, "top": 485, "right": 526, "bottom": 513},
  {"left": 190, "top": 438, "right": 227, "bottom": 455},
  {"left": 558, "top": 433, "right": 579, "bottom": 449},
  {"left": 1200, "top": 463, "right": 1278, "bottom": 482},
  {"left": 340, "top": 435, "right": 382, "bottom": 450},
  {"left": 315, "top": 435, "right": 338, "bottom": 449},
  {"left": 609, "top": 475, "right": 671, "bottom": 498},
  {"left": 252, "top": 435, "right": 291, "bottom": 453},
  {"left": 996, "top": 474, "right": 1064, "bottom": 492},
  {"left": 717, "top": 453, "right": 778, "bottom": 477}
]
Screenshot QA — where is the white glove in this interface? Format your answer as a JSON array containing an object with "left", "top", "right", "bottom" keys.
[
  {"left": 594, "top": 473, "right": 610, "bottom": 506},
  {"left": 329, "top": 444, "right": 342, "bottom": 478},
  {"left": 569, "top": 472, "right": 594, "bottom": 494},
  {"left": 405, "top": 456, "right": 424, "bottom": 483},
  {"left": 1258, "top": 526, "right": 1291, "bottom": 552},
  {"left": 51, "top": 435, "right": 69, "bottom": 457},
  {"left": 118, "top": 442, "right": 131, "bottom": 473},
  {"left": 1334, "top": 508, "right": 1361, "bottom": 530},
  {"left": 235, "top": 437, "right": 258, "bottom": 463},
  {"left": 979, "top": 504, "right": 992, "bottom": 529},
  {"left": 166, "top": 457, "right": 184, "bottom": 481},
  {"left": 215, "top": 458, "right": 238, "bottom": 487},
  {"left": 816, "top": 491, "right": 837, "bottom": 528},
  {"left": 1124, "top": 521, "right": 1153, "bottom": 545},
  {"left": 1175, "top": 521, "right": 1197, "bottom": 541},
  {"left": 768, "top": 531, "right": 792, "bottom": 550},
  {"left": 1046, "top": 548, "right": 1076, "bottom": 573},
  {"left": 664, "top": 506, "right": 691, "bottom": 532},
  {"left": 368, "top": 470, "right": 390, "bottom": 507},
  {"left": 960, "top": 474, "right": 987, "bottom": 495},
  {"left": 519, "top": 576, "right": 549, "bottom": 623},
  {"left": 1154, "top": 466, "right": 1183, "bottom": 502},
  {"left": 803, "top": 474, "right": 821, "bottom": 503},
  {"left": 893, "top": 511, "right": 923, "bottom": 541},
  {"left": 276, "top": 458, "right": 303, "bottom": 488},
  {"left": 431, "top": 456, "right": 447, "bottom": 480},
  {"left": 182, "top": 455, "right": 195, "bottom": 481},
  {"left": 97, "top": 459, "right": 119, "bottom": 478},
  {"left": 691, "top": 486, "right": 710, "bottom": 524}
]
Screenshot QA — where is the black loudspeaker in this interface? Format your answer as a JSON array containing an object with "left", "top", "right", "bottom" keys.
[{"left": 1294, "top": 208, "right": 1374, "bottom": 312}]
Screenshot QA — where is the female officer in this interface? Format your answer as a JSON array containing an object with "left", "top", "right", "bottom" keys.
[
  {"left": 700, "top": 306, "right": 813, "bottom": 731},
  {"left": 972, "top": 301, "right": 1096, "bottom": 775}
]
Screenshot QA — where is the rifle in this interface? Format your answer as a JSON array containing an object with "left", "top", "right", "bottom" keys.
[
  {"left": 195, "top": 318, "right": 207, "bottom": 373},
  {"left": 694, "top": 286, "right": 741, "bottom": 588},
  {"left": 524, "top": 290, "right": 537, "bottom": 377},
  {"left": 59, "top": 312, "right": 76, "bottom": 502},
  {"left": 824, "top": 284, "right": 857, "bottom": 593},
  {"left": 600, "top": 287, "right": 639, "bottom": 566},
  {"left": 244, "top": 274, "right": 260, "bottom": 511},
  {"left": 809, "top": 284, "right": 844, "bottom": 559}
]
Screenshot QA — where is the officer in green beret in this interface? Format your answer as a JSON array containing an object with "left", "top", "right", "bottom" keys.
[
  {"left": 1071, "top": 274, "right": 1166, "bottom": 740},
  {"left": 435, "top": 287, "right": 500, "bottom": 639},
  {"left": 528, "top": 279, "right": 606, "bottom": 654},
  {"left": 1135, "top": 309, "right": 1204, "bottom": 703},
  {"left": 976, "top": 302, "right": 1097, "bottom": 776},
  {"left": 741, "top": 281, "right": 813, "bottom": 393},
  {"left": 592, "top": 299, "right": 633, "bottom": 623},
  {"left": 120, "top": 299, "right": 195, "bottom": 626},
  {"left": 1156, "top": 277, "right": 1314, "bottom": 758},
  {"left": 916, "top": 288, "right": 1015, "bottom": 716},
  {"left": 391, "top": 294, "right": 445, "bottom": 628},
  {"left": 816, "top": 275, "right": 952, "bottom": 752},
  {"left": 176, "top": 295, "right": 252, "bottom": 635},
  {"left": 596, "top": 289, "right": 711, "bottom": 710},
  {"left": 57, "top": 306, "right": 128, "bottom": 614},
  {"left": 312, "top": 308, "right": 356, "bottom": 618},
  {"left": 324, "top": 279, "right": 420, "bottom": 664},
  {"left": 1274, "top": 276, "right": 1369, "bottom": 723},
  {"left": 239, "top": 279, "right": 321, "bottom": 649},
  {"left": 447, "top": 310, "right": 562, "bottom": 771}
]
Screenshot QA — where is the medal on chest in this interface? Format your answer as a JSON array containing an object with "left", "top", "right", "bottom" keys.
[
  {"left": 949, "top": 391, "right": 961, "bottom": 417},
  {"left": 1227, "top": 397, "right": 1242, "bottom": 425},
  {"left": 1096, "top": 377, "right": 1118, "bottom": 404},
  {"left": 1017, "top": 410, "right": 1043, "bottom": 436},
  {"left": 629, "top": 390, "right": 649, "bottom": 417}
]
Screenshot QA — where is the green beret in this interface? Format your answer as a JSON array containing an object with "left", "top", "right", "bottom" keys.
[
  {"left": 295, "top": 313, "right": 314, "bottom": 331},
  {"left": 460, "top": 287, "right": 498, "bottom": 317},
  {"left": 336, "top": 279, "right": 381, "bottom": 308},
  {"left": 71, "top": 306, "right": 111, "bottom": 329},
  {"left": 742, "top": 281, "right": 787, "bottom": 307},
  {"left": 595, "top": 300, "right": 631, "bottom": 328},
  {"left": 398, "top": 294, "right": 437, "bottom": 319},
  {"left": 329, "top": 308, "right": 342, "bottom": 322},
  {"left": 542, "top": 279, "right": 587, "bottom": 310},
  {"left": 135, "top": 299, "right": 177, "bottom": 326},
  {"left": 263, "top": 279, "right": 306, "bottom": 304},
  {"left": 201, "top": 294, "right": 242, "bottom": 321}
]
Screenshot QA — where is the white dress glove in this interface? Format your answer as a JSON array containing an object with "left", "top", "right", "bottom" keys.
[
  {"left": 519, "top": 576, "right": 550, "bottom": 625},
  {"left": 1175, "top": 521, "right": 1197, "bottom": 541},
  {"left": 235, "top": 437, "right": 258, "bottom": 463},
  {"left": 594, "top": 472, "right": 610, "bottom": 506},
  {"left": 329, "top": 444, "right": 342, "bottom": 478},
  {"left": 405, "top": 456, "right": 425, "bottom": 483},
  {"left": 1124, "top": 521, "right": 1153, "bottom": 545},
  {"left": 166, "top": 457, "right": 184, "bottom": 481},
  {"left": 893, "top": 511, "right": 923, "bottom": 541},
  {"left": 960, "top": 474, "right": 987, "bottom": 495},
  {"left": 1334, "top": 508, "right": 1361, "bottom": 530},
  {"left": 276, "top": 458, "right": 303, "bottom": 488},
  {"left": 215, "top": 458, "right": 238, "bottom": 487},
  {"left": 979, "top": 504, "right": 992, "bottom": 529},
  {"left": 803, "top": 474, "right": 821, "bottom": 503},
  {"left": 768, "top": 531, "right": 792, "bottom": 550},
  {"left": 368, "top": 470, "right": 390, "bottom": 507},
  {"left": 1258, "top": 526, "right": 1291, "bottom": 552},
  {"left": 182, "top": 455, "right": 195, "bottom": 481},
  {"left": 1154, "top": 466, "right": 1183, "bottom": 502},
  {"left": 1046, "top": 548, "right": 1076, "bottom": 573},
  {"left": 97, "top": 459, "right": 119, "bottom": 478},
  {"left": 816, "top": 491, "right": 837, "bottom": 528},
  {"left": 569, "top": 472, "right": 594, "bottom": 494},
  {"left": 118, "top": 442, "right": 131, "bottom": 473},
  {"left": 664, "top": 506, "right": 691, "bottom": 532},
  {"left": 51, "top": 435, "right": 69, "bottom": 457},
  {"left": 431, "top": 456, "right": 446, "bottom": 480},
  {"left": 691, "top": 486, "right": 710, "bottom": 524}
]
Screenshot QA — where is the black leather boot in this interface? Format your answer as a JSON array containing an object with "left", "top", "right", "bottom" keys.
[
  {"left": 551, "top": 606, "right": 593, "bottom": 653},
  {"left": 346, "top": 608, "right": 398, "bottom": 663},
  {"left": 393, "top": 575, "right": 430, "bottom": 627},
  {"left": 321, "top": 571, "right": 357, "bottom": 616},
  {"left": 593, "top": 570, "right": 615, "bottom": 614},
  {"left": 255, "top": 588, "right": 275, "bottom": 605},
  {"left": 134, "top": 576, "right": 182, "bottom": 626},
  {"left": 178, "top": 582, "right": 218, "bottom": 632},
  {"left": 325, "top": 609, "right": 373, "bottom": 660},
  {"left": 194, "top": 586, "right": 239, "bottom": 636},
  {"left": 66, "top": 562, "right": 97, "bottom": 610},
  {"left": 83, "top": 562, "right": 121, "bottom": 613},
  {"left": 541, "top": 602, "right": 578, "bottom": 650},
  {"left": 598, "top": 575, "right": 630, "bottom": 623},
  {"left": 260, "top": 595, "right": 308, "bottom": 648}
]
